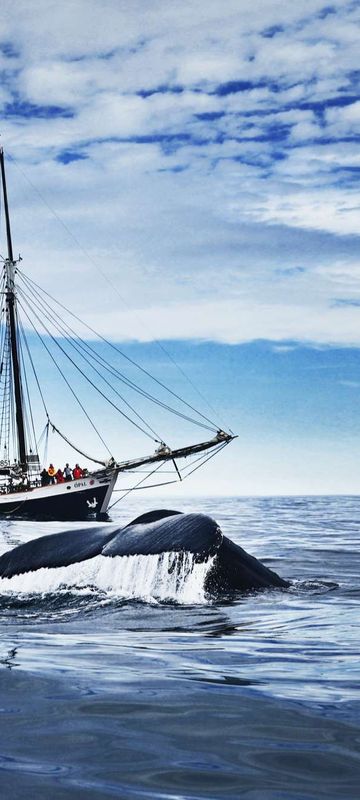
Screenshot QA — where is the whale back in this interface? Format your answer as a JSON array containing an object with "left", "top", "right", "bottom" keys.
[{"left": 103, "top": 512, "right": 222, "bottom": 557}]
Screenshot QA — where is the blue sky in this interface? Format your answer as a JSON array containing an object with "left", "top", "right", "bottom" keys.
[{"left": 0, "top": 0, "right": 359, "bottom": 494}]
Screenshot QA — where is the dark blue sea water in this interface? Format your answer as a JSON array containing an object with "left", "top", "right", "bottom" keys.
[{"left": 0, "top": 495, "right": 359, "bottom": 799}]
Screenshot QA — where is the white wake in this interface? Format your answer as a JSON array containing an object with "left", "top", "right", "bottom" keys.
[{"left": 0, "top": 552, "right": 215, "bottom": 604}]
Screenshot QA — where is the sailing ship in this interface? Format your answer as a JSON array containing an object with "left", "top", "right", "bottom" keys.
[{"left": 0, "top": 148, "right": 235, "bottom": 520}]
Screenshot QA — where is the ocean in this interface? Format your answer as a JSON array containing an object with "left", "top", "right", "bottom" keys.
[{"left": 0, "top": 495, "right": 359, "bottom": 799}]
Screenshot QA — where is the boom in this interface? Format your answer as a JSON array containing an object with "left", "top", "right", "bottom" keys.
[{"left": 115, "top": 430, "right": 236, "bottom": 473}]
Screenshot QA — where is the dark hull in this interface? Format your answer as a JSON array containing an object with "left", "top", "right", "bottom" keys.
[{"left": 0, "top": 483, "right": 110, "bottom": 521}]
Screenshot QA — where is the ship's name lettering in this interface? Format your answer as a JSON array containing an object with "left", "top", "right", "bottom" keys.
[{"left": 74, "top": 481, "right": 86, "bottom": 488}]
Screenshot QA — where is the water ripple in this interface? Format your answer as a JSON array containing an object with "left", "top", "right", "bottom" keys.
[{"left": 0, "top": 496, "right": 360, "bottom": 799}]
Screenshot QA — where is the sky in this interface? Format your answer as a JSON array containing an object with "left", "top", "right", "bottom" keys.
[{"left": 0, "top": 0, "right": 359, "bottom": 495}]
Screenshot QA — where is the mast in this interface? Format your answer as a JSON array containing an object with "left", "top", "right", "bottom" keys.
[{"left": 0, "top": 148, "right": 27, "bottom": 470}]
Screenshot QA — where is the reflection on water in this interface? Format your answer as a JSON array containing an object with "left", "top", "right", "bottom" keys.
[{"left": 0, "top": 495, "right": 360, "bottom": 799}]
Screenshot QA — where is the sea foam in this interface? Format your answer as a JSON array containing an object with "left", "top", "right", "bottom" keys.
[{"left": 0, "top": 552, "right": 215, "bottom": 604}]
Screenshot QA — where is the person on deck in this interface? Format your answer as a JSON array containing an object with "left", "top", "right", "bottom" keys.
[
  {"left": 41, "top": 468, "right": 50, "bottom": 487},
  {"left": 72, "top": 464, "right": 83, "bottom": 480},
  {"left": 55, "top": 468, "right": 65, "bottom": 483},
  {"left": 64, "top": 463, "right": 72, "bottom": 481},
  {"left": 47, "top": 464, "right": 56, "bottom": 484}
]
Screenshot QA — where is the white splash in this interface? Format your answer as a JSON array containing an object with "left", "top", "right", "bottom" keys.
[{"left": 0, "top": 552, "right": 215, "bottom": 604}]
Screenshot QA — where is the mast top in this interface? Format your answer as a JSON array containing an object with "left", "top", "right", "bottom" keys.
[{"left": 0, "top": 148, "right": 15, "bottom": 264}]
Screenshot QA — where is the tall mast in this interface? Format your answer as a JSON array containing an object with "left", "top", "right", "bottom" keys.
[{"left": 0, "top": 148, "right": 27, "bottom": 470}]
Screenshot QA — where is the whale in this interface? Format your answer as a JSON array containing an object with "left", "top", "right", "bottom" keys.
[{"left": 0, "top": 510, "right": 289, "bottom": 592}]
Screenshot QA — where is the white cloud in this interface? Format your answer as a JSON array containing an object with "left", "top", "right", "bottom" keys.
[
  {"left": 0, "top": 0, "right": 359, "bottom": 349},
  {"left": 241, "top": 186, "right": 360, "bottom": 236},
  {"left": 82, "top": 296, "right": 360, "bottom": 348},
  {"left": 326, "top": 100, "right": 360, "bottom": 138}
]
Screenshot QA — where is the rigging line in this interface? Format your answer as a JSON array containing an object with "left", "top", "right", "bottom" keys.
[
  {"left": 0, "top": 308, "right": 7, "bottom": 382},
  {"left": 181, "top": 441, "right": 229, "bottom": 480},
  {"left": 0, "top": 341, "right": 10, "bottom": 453},
  {"left": 0, "top": 323, "right": 13, "bottom": 459},
  {"left": 15, "top": 315, "right": 35, "bottom": 450},
  {"left": 36, "top": 422, "right": 49, "bottom": 452},
  {"left": 17, "top": 271, "right": 216, "bottom": 435},
  {"left": 17, "top": 325, "right": 37, "bottom": 454},
  {"left": 36, "top": 422, "right": 49, "bottom": 469},
  {"left": 112, "top": 480, "right": 179, "bottom": 491},
  {"left": 117, "top": 469, "right": 176, "bottom": 474},
  {"left": 169, "top": 441, "right": 225, "bottom": 480},
  {"left": 10, "top": 358, "right": 16, "bottom": 458},
  {"left": 7, "top": 154, "right": 221, "bottom": 429},
  {"left": 16, "top": 281, "right": 164, "bottom": 442},
  {"left": 0, "top": 281, "right": 8, "bottom": 381},
  {"left": 172, "top": 446, "right": 221, "bottom": 474},
  {"left": 17, "top": 299, "right": 113, "bottom": 458},
  {"left": 179, "top": 441, "right": 228, "bottom": 476},
  {"left": 43, "top": 420, "right": 49, "bottom": 468},
  {"left": 17, "top": 289, "right": 156, "bottom": 444},
  {"left": 0, "top": 269, "right": 7, "bottom": 348},
  {"left": 2, "top": 340, "right": 11, "bottom": 447},
  {"left": 48, "top": 422, "right": 107, "bottom": 467},
  {"left": 17, "top": 315, "right": 49, "bottom": 419},
  {"left": 107, "top": 460, "right": 166, "bottom": 510},
  {"left": 145, "top": 340, "right": 225, "bottom": 431},
  {"left": 20, "top": 276, "right": 217, "bottom": 435},
  {"left": 19, "top": 287, "right": 162, "bottom": 441},
  {"left": 17, "top": 269, "right": 219, "bottom": 431},
  {"left": 19, "top": 276, "right": 213, "bottom": 437},
  {"left": 0, "top": 327, "right": 6, "bottom": 375},
  {"left": 110, "top": 446, "right": 226, "bottom": 495}
]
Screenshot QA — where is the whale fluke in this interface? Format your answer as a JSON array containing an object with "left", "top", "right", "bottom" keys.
[
  {"left": 206, "top": 536, "right": 288, "bottom": 592},
  {"left": 0, "top": 526, "right": 114, "bottom": 579},
  {"left": 0, "top": 510, "right": 289, "bottom": 591}
]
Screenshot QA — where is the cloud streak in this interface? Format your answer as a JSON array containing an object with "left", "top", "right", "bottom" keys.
[{"left": 0, "top": 0, "right": 359, "bottom": 346}]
